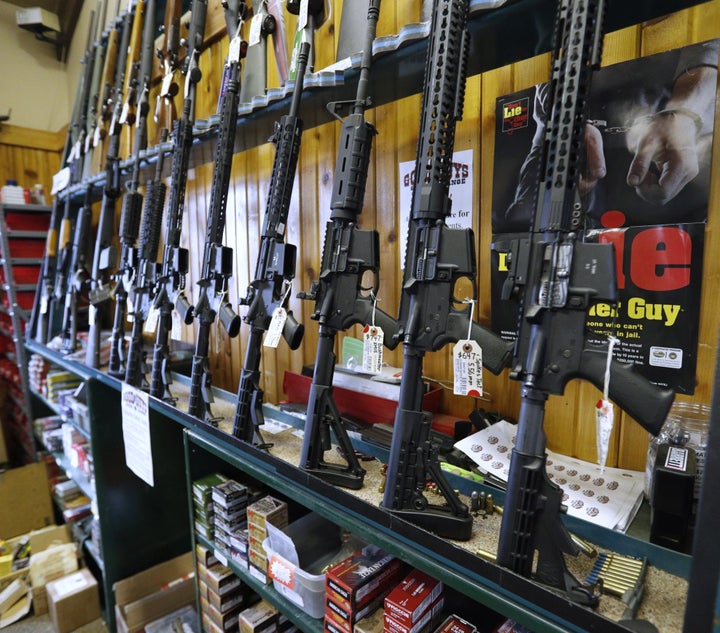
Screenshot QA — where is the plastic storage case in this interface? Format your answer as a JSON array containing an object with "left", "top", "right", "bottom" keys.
[{"left": 263, "top": 513, "right": 362, "bottom": 618}]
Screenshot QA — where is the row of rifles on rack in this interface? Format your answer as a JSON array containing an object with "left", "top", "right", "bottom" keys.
[{"left": 31, "top": 0, "right": 677, "bottom": 610}]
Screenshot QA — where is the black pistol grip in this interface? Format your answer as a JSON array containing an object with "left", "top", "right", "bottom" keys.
[
  {"left": 175, "top": 293, "right": 194, "bottom": 324},
  {"left": 580, "top": 348, "right": 674, "bottom": 436},
  {"left": 282, "top": 310, "right": 304, "bottom": 350},
  {"left": 372, "top": 307, "right": 400, "bottom": 351},
  {"left": 470, "top": 320, "right": 513, "bottom": 376}
]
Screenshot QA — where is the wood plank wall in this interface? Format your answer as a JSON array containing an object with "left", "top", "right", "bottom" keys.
[
  {"left": 7, "top": 0, "right": 719, "bottom": 472},
  {"left": 0, "top": 124, "right": 63, "bottom": 197},
  {"left": 170, "top": 0, "right": 720, "bottom": 472}
]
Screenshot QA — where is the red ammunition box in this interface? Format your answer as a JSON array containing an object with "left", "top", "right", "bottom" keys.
[
  {"left": 434, "top": 615, "right": 477, "bottom": 633},
  {"left": 385, "top": 596, "right": 444, "bottom": 633},
  {"left": 326, "top": 547, "right": 403, "bottom": 612},
  {"left": 384, "top": 570, "right": 443, "bottom": 627}
]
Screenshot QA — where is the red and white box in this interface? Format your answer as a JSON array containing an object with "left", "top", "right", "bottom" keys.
[{"left": 384, "top": 570, "right": 443, "bottom": 628}]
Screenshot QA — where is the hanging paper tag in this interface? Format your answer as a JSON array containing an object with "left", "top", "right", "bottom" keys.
[
  {"left": 144, "top": 306, "right": 160, "bottom": 334},
  {"left": 596, "top": 399, "right": 614, "bottom": 472},
  {"left": 362, "top": 325, "right": 384, "bottom": 374},
  {"left": 119, "top": 100, "right": 130, "bottom": 125},
  {"left": 160, "top": 71, "right": 174, "bottom": 98},
  {"left": 453, "top": 340, "right": 483, "bottom": 397},
  {"left": 298, "top": 0, "right": 309, "bottom": 29},
  {"left": 93, "top": 124, "right": 101, "bottom": 148},
  {"left": 289, "top": 30, "right": 303, "bottom": 80},
  {"left": 264, "top": 307, "right": 287, "bottom": 348},
  {"left": 249, "top": 13, "right": 263, "bottom": 46},
  {"left": 40, "top": 294, "right": 49, "bottom": 315},
  {"left": 171, "top": 311, "right": 182, "bottom": 341},
  {"left": 52, "top": 167, "right": 70, "bottom": 194},
  {"left": 228, "top": 35, "right": 243, "bottom": 64}
]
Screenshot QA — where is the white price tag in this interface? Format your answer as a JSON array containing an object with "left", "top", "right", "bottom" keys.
[
  {"left": 143, "top": 306, "right": 160, "bottom": 334},
  {"left": 93, "top": 125, "right": 101, "bottom": 148},
  {"left": 228, "top": 35, "right": 243, "bottom": 63},
  {"left": 596, "top": 399, "right": 614, "bottom": 471},
  {"left": 453, "top": 339, "right": 483, "bottom": 397},
  {"left": 126, "top": 296, "right": 134, "bottom": 322},
  {"left": 264, "top": 307, "right": 287, "bottom": 348},
  {"left": 299, "top": 0, "right": 309, "bottom": 29},
  {"left": 40, "top": 294, "right": 48, "bottom": 314},
  {"left": 160, "top": 71, "right": 174, "bottom": 97},
  {"left": 362, "top": 325, "right": 384, "bottom": 374},
  {"left": 249, "top": 13, "right": 263, "bottom": 46},
  {"left": 119, "top": 100, "right": 130, "bottom": 125},
  {"left": 51, "top": 167, "right": 71, "bottom": 194},
  {"left": 171, "top": 310, "right": 182, "bottom": 340}
]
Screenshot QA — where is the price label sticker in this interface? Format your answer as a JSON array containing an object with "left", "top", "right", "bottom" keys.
[
  {"left": 362, "top": 325, "right": 384, "bottom": 374},
  {"left": 249, "top": 13, "right": 263, "bottom": 46},
  {"left": 144, "top": 306, "right": 160, "bottom": 334},
  {"left": 264, "top": 307, "right": 287, "bottom": 348},
  {"left": 453, "top": 340, "right": 483, "bottom": 397}
]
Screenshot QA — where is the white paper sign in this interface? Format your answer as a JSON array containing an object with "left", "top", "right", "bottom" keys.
[
  {"left": 121, "top": 383, "right": 154, "bottom": 486},
  {"left": 398, "top": 149, "right": 474, "bottom": 267}
]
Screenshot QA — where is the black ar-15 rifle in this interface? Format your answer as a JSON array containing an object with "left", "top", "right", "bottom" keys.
[
  {"left": 105, "top": 1, "right": 147, "bottom": 378},
  {"left": 381, "top": 0, "right": 512, "bottom": 541},
  {"left": 495, "top": 0, "right": 675, "bottom": 605},
  {"left": 148, "top": 0, "right": 208, "bottom": 401},
  {"left": 231, "top": 5, "right": 323, "bottom": 445},
  {"left": 296, "top": 0, "right": 397, "bottom": 489},
  {"left": 86, "top": 0, "right": 156, "bottom": 368},
  {"left": 124, "top": 134, "right": 169, "bottom": 387},
  {"left": 186, "top": 1, "right": 248, "bottom": 423},
  {"left": 60, "top": 189, "right": 94, "bottom": 352}
]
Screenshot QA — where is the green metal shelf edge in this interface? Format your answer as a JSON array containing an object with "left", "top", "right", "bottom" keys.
[
  {"left": 193, "top": 532, "right": 323, "bottom": 633},
  {"left": 185, "top": 429, "right": 593, "bottom": 633},
  {"left": 25, "top": 340, "right": 693, "bottom": 632}
]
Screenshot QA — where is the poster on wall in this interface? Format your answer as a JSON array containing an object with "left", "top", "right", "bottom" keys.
[
  {"left": 398, "top": 148, "right": 473, "bottom": 267},
  {"left": 490, "top": 40, "right": 719, "bottom": 395}
]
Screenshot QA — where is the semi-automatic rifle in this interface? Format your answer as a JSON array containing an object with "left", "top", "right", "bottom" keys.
[
  {"left": 96, "top": 0, "right": 140, "bottom": 376},
  {"left": 120, "top": 0, "right": 147, "bottom": 150},
  {"left": 60, "top": 189, "right": 94, "bottom": 352},
  {"left": 107, "top": 85, "right": 154, "bottom": 378},
  {"left": 81, "top": 0, "right": 110, "bottom": 181},
  {"left": 186, "top": 0, "right": 248, "bottom": 423},
  {"left": 36, "top": 6, "right": 104, "bottom": 344},
  {"left": 124, "top": 134, "right": 169, "bottom": 387},
  {"left": 380, "top": 0, "right": 512, "bottom": 541},
  {"left": 86, "top": 0, "right": 156, "bottom": 368},
  {"left": 154, "top": 0, "right": 182, "bottom": 138},
  {"left": 149, "top": 0, "right": 209, "bottom": 402},
  {"left": 495, "top": 0, "right": 675, "bottom": 605},
  {"left": 88, "top": 0, "right": 122, "bottom": 175},
  {"left": 296, "top": 0, "right": 397, "bottom": 489},
  {"left": 66, "top": 7, "right": 99, "bottom": 184},
  {"left": 232, "top": 7, "right": 320, "bottom": 444}
]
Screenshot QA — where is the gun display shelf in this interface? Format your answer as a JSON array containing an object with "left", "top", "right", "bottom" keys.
[
  {"left": 0, "top": 202, "right": 51, "bottom": 464},
  {"left": 26, "top": 338, "right": 699, "bottom": 633}
]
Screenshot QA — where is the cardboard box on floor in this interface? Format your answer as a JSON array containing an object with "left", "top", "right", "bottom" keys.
[
  {"left": 0, "top": 462, "right": 53, "bottom": 538},
  {"left": 46, "top": 568, "right": 100, "bottom": 633},
  {"left": 0, "top": 524, "right": 78, "bottom": 623},
  {"left": 114, "top": 552, "right": 195, "bottom": 633}
]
